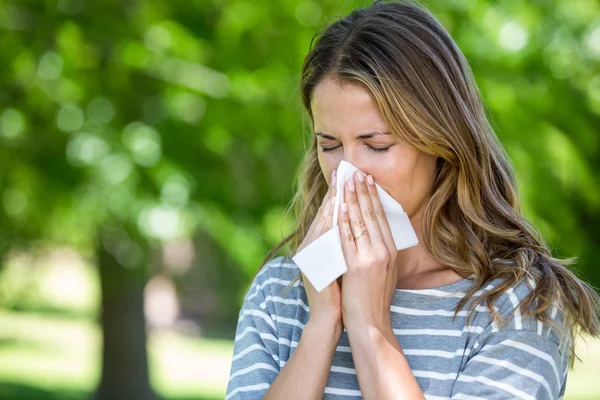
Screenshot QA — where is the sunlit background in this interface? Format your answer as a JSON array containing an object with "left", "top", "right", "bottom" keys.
[{"left": 0, "top": 0, "right": 599, "bottom": 399}]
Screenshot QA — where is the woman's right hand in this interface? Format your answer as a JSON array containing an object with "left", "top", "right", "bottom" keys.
[{"left": 296, "top": 168, "right": 344, "bottom": 332}]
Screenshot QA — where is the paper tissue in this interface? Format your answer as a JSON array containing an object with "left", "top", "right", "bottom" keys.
[{"left": 292, "top": 160, "right": 419, "bottom": 292}]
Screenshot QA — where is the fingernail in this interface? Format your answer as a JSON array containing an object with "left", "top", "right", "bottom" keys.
[
  {"left": 356, "top": 171, "right": 364, "bottom": 182},
  {"left": 348, "top": 180, "right": 355, "bottom": 192},
  {"left": 367, "top": 175, "right": 374, "bottom": 185},
  {"left": 331, "top": 169, "right": 336, "bottom": 186}
]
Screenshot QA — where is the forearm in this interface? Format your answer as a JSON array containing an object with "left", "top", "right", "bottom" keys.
[
  {"left": 264, "top": 318, "right": 342, "bottom": 400},
  {"left": 347, "top": 324, "right": 425, "bottom": 400}
]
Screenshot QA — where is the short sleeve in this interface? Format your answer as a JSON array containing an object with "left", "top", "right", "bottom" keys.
[
  {"left": 225, "top": 274, "right": 281, "bottom": 399},
  {"left": 450, "top": 329, "right": 569, "bottom": 400}
]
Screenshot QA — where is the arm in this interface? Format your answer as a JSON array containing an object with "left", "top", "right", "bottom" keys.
[
  {"left": 264, "top": 317, "right": 343, "bottom": 400},
  {"left": 346, "top": 324, "right": 426, "bottom": 400},
  {"left": 225, "top": 299, "right": 281, "bottom": 399},
  {"left": 226, "top": 299, "right": 342, "bottom": 400}
]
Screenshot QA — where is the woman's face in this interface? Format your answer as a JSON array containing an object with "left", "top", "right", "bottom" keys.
[{"left": 311, "top": 77, "right": 437, "bottom": 220}]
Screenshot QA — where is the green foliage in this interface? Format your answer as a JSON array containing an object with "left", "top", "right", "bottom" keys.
[{"left": 0, "top": 0, "right": 598, "bottom": 321}]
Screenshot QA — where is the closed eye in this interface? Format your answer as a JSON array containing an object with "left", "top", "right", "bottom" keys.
[{"left": 320, "top": 144, "right": 392, "bottom": 153}]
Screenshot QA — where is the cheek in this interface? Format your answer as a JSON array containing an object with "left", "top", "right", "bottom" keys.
[
  {"left": 369, "top": 152, "right": 435, "bottom": 207},
  {"left": 318, "top": 153, "right": 338, "bottom": 185}
]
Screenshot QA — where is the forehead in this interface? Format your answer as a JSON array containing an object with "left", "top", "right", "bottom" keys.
[{"left": 310, "top": 78, "right": 388, "bottom": 133}]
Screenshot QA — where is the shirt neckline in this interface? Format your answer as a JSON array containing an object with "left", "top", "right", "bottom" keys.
[{"left": 393, "top": 274, "right": 476, "bottom": 295}]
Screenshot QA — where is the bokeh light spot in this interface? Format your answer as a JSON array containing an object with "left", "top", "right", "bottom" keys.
[
  {"left": 0, "top": 108, "right": 26, "bottom": 139},
  {"left": 498, "top": 21, "right": 528, "bottom": 52},
  {"left": 122, "top": 122, "right": 162, "bottom": 167},
  {"left": 295, "top": 1, "right": 322, "bottom": 27},
  {"left": 87, "top": 97, "right": 115, "bottom": 125},
  {"left": 37, "top": 51, "right": 63, "bottom": 80},
  {"left": 57, "top": 103, "right": 84, "bottom": 132}
]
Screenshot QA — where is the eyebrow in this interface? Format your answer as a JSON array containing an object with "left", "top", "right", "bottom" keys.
[{"left": 315, "top": 131, "right": 392, "bottom": 140}]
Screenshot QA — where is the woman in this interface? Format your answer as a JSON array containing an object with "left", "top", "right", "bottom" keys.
[{"left": 226, "top": 1, "right": 600, "bottom": 399}]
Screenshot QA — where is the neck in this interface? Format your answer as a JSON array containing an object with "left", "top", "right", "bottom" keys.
[{"left": 394, "top": 208, "right": 446, "bottom": 287}]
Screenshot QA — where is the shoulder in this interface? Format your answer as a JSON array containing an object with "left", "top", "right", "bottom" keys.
[
  {"left": 243, "top": 256, "right": 305, "bottom": 306},
  {"left": 455, "top": 275, "right": 571, "bottom": 399},
  {"left": 474, "top": 272, "right": 570, "bottom": 354}
]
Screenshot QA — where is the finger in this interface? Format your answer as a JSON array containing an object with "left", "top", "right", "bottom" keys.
[
  {"left": 352, "top": 170, "right": 385, "bottom": 247},
  {"left": 319, "top": 170, "right": 337, "bottom": 228},
  {"left": 345, "top": 178, "right": 371, "bottom": 249},
  {"left": 309, "top": 169, "right": 337, "bottom": 237},
  {"left": 338, "top": 202, "right": 358, "bottom": 258},
  {"left": 365, "top": 174, "right": 396, "bottom": 253}
]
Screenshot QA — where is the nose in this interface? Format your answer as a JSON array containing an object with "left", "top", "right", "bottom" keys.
[
  {"left": 342, "top": 153, "right": 366, "bottom": 172},
  {"left": 341, "top": 147, "right": 360, "bottom": 168}
]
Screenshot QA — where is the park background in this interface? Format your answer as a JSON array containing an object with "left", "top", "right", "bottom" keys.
[{"left": 0, "top": 0, "right": 599, "bottom": 398}]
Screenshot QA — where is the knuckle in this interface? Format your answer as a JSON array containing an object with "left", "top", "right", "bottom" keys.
[
  {"left": 375, "top": 253, "right": 389, "bottom": 265},
  {"left": 356, "top": 219, "right": 366, "bottom": 229},
  {"left": 344, "top": 232, "right": 354, "bottom": 243},
  {"left": 364, "top": 255, "right": 378, "bottom": 266},
  {"left": 375, "top": 207, "right": 386, "bottom": 218},
  {"left": 366, "top": 208, "right": 377, "bottom": 220},
  {"left": 373, "top": 248, "right": 390, "bottom": 264}
]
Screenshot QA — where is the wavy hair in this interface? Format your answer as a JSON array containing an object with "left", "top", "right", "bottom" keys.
[{"left": 250, "top": 0, "right": 600, "bottom": 367}]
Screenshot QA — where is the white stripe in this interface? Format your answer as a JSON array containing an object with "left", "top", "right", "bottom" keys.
[
  {"left": 403, "top": 348, "right": 471, "bottom": 359},
  {"left": 413, "top": 370, "right": 458, "bottom": 380},
  {"left": 506, "top": 288, "right": 522, "bottom": 330},
  {"left": 457, "top": 374, "right": 534, "bottom": 400},
  {"left": 238, "top": 309, "right": 276, "bottom": 330},
  {"left": 228, "top": 362, "right": 278, "bottom": 382},
  {"left": 390, "top": 305, "right": 490, "bottom": 317},
  {"left": 452, "top": 394, "right": 487, "bottom": 400},
  {"left": 274, "top": 315, "right": 306, "bottom": 329},
  {"left": 397, "top": 283, "right": 494, "bottom": 298},
  {"left": 491, "top": 316, "right": 498, "bottom": 333},
  {"left": 232, "top": 344, "right": 280, "bottom": 362},
  {"left": 469, "top": 355, "right": 553, "bottom": 398},
  {"left": 394, "top": 325, "right": 483, "bottom": 337},
  {"left": 235, "top": 326, "right": 277, "bottom": 344},
  {"left": 226, "top": 383, "right": 270, "bottom": 400},
  {"left": 486, "top": 339, "right": 560, "bottom": 385},
  {"left": 278, "top": 338, "right": 299, "bottom": 349},
  {"left": 261, "top": 296, "right": 309, "bottom": 312},
  {"left": 247, "top": 277, "right": 296, "bottom": 302},
  {"left": 333, "top": 346, "right": 470, "bottom": 360},
  {"left": 330, "top": 365, "right": 357, "bottom": 374},
  {"left": 324, "top": 387, "right": 362, "bottom": 396},
  {"left": 425, "top": 396, "right": 450, "bottom": 400},
  {"left": 548, "top": 305, "right": 557, "bottom": 339}
]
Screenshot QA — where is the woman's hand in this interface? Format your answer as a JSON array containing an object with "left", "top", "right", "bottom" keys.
[
  {"left": 297, "top": 169, "right": 343, "bottom": 330},
  {"left": 338, "top": 170, "right": 398, "bottom": 332}
]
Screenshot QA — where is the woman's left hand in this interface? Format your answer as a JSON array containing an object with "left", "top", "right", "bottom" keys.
[{"left": 338, "top": 170, "right": 398, "bottom": 332}]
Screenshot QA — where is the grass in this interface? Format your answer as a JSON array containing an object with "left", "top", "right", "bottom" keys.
[
  {"left": 0, "top": 309, "right": 598, "bottom": 399},
  {"left": 0, "top": 309, "right": 232, "bottom": 399}
]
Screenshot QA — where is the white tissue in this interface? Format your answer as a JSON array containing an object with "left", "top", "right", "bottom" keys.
[{"left": 292, "top": 160, "right": 419, "bottom": 292}]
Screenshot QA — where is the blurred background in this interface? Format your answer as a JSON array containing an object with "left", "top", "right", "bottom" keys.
[{"left": 0, "top": 0, "right": 599, "bottom": 399}]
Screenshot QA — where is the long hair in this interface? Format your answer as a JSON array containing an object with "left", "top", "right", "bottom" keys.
[{"left": 250, "top": 0, "right": 600, "bottom": 367}]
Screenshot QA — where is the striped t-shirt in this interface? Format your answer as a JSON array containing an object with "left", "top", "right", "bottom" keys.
[{"left": 226, "top": 256, "right": 570, "bottom": 399}]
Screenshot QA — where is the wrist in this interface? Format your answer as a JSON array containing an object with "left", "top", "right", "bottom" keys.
[
  {"left": 346, "top": 322, "right": 401, "bottom": 353},
  {"left": 306, "top": 315, "right": 344, "bottom": 340}
]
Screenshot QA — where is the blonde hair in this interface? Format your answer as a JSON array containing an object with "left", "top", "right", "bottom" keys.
[{"left": 250, "top": 0, "right": 600, "bottom": 368}]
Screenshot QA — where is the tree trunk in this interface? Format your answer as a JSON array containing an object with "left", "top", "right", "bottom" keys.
[{"left": 94, "top": 234, "right": 154, "bottom": 400}]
